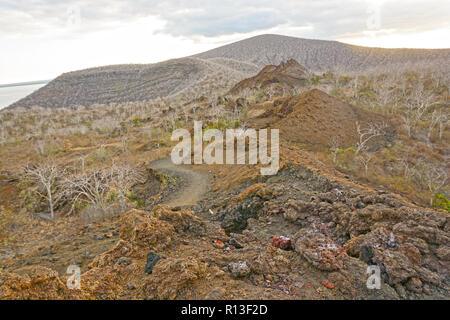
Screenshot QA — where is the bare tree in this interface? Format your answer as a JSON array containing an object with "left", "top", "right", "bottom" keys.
[
  {"left": 426, "top": 109, "right": 447, "bottom": 142},
  {"left": 397, "top": 156, "right": 413, "bottom": 181},
  {"left": 111, "top": 163, "right": 145, "bottom": 209},
  {"left": 358, "top": 150, "right": 376, "bottom": 176},
  {"left": 64, "top": 168, "right": 113, "bottom": 215},
  {"left": 438, "top": 112, "right": 448, "bottom": 140},
  {"left": 24, "top": 161, "right": 66, "bottom": 220},
  {"left": 375, "top": 77, "right": 394, "bottom": 113},
  {"left": 78, "top": 154, "right": 89, "bottom": 173},
  {"left": 328, "top": 136, "right": 341, "bottom": 164},
  {"left": 401, "top": 79, "right": 436, "bottom": 137},
  {"left": 63, "top": 164, "right": 144, "bottom": 215},
  {"left": 414, "top": 160, "right": 448, "bottom": 206},
  {"left": 33, "top": 139, "right": 48, "bottom": 157},
  {"left": 355, "top": 121, "right": 387, "bottom": 153}
]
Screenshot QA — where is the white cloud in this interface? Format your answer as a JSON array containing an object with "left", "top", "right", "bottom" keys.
[{"left": 0, "top": 0, "right": 449, "bottom": 83}]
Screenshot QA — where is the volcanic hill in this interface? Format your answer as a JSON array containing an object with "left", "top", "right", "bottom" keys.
[
  {"left": 7, "top": 34, "right": 450, "bottom": 109},
  {"left": 229, "top": 59, "right": 309, "bottom": 95}
]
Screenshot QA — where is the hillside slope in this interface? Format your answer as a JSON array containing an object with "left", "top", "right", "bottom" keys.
[
  {"left": 275, "top": 89, "right": 394, "bottom": 148},
  {"left": 195, "top": 34, "right": 450, "bottom": 72},
  {"left": 7, "top": 58, "right": 258, "bottom": 109},
  {"left": 7, "top": 34, "right": 449, "bottom": 109}
]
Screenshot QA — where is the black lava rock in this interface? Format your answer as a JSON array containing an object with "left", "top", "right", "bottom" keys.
[
  {"left": 145, "top": 252, "right": 163, "bottom": 274},
  {"left": 360, "top": 245, "right": 373, "bottom": 264},
  {"left": 219, "top": 200, "right": 263, "bottom": 234},
  {"left": 229, "top": 238, "right": 243, "bottom": 249}
]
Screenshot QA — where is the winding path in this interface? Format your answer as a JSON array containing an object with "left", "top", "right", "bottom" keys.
[{"left": 149, "top": 158, "right": 211, "bottom": 207}]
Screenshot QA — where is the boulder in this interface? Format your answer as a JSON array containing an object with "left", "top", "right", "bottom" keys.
[{"left": 295, "top": 232, "right": 347, "bottom": 271}]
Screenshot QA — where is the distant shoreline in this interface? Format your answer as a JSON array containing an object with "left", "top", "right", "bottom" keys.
[
  {"left": 0, "top": 80, "right": 51, "bottom": 89},
  {"left": 0, "top": 82, "right": 49, "bottom": 110}
]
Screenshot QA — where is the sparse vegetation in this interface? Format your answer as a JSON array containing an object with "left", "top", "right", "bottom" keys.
[
  {"left": 434, "top": 194, "right": 450, "bottom": 212},
  {"left": 0, "top": 36, "right": 449, "bottom": 300}
]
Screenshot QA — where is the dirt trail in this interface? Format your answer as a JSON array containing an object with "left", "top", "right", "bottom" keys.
[
  {"left": 149, "top": 158, "right": 211, "bottom": 207},
  {"left": 1, "top": 157, "right": 210, "bottom": 276}
]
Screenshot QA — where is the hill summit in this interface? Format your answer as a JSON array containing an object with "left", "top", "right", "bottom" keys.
[{"left": 229, "top": 59, "right": 309, "bottom": 95}]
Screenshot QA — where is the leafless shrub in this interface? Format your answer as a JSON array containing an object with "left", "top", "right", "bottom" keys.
[
  {"left": 63, "top": 168, "right": 113, "bottom": 216},
  {"left": 357, "top": 150, "right": 376, "bottom": 177},
  {"left": 397, "top": 155, "right": 413, "bottom": 181},
  {"left": 63, "top": 163, "right": 144, "bottom": 217},
  {"left": 90, "top": 144, "right": 108, "bottom": 162},
  {"left": 328, "top": 136, "right": 341, "bottom": 164},
  {"left": 24, "top": 161, "right": 67, "bottom": 220},
  {"left": 110, "top": 163, "right": 145, "bottom": 210},
  {"left": 427, "top": 109, "right": 448, "bottom": 141},
  {"left": 374, "top": 76, "right": 395, "bottom": 113},
  {"left": 77, "top": 154, "right": 89, "bottom": 173},
  {"left": 120, "top": 135, "right": 130, "bottom": 154},
  {"left": 355, "top": 121, "right": 387, "bottom": 153},
  {"left": 33, "top": 139, "right": 48, "bottom": 156},
  {"left": 401, "top": 79, "right": 437, "bottom": 137},
  {"left": 413, "top": 159, "right": 448, "bottom": 206}
]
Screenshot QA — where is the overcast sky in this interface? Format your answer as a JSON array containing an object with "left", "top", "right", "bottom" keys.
[{"left": 1, "top": 0, "right": 449, "bottom": 83}]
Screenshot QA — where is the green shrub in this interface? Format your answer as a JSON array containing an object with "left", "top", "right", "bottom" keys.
[
  {"left": 205, "top": 119, "right": 241, "bottom": 131},
  {"left": 310, "top": 75, "right": 321, "bottom": 85},
  {"left": 130, "top": 117, "right": 144, "bottom": 127},
  {"left": 128, "top": 190, "right": 137, "bottom": 201},
  {"left": 434, "top": 194, "right": 450, "bottom": 212}
]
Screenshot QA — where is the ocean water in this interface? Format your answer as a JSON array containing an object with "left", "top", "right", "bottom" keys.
[{"left": 0, "top": 83, "right": 47, "bottom": 110}]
